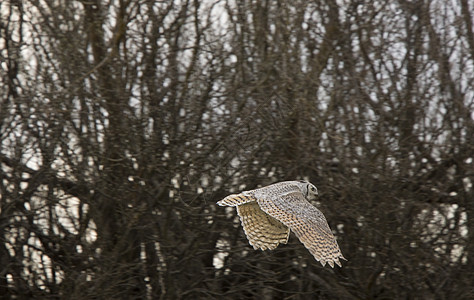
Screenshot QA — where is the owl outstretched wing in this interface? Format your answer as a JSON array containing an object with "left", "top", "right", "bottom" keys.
[
  {"left": 236, "top": 202, "right": 290, "bottom": 250},
  {"left": 256, "top": 191, "right": 345, "bottom": 267}
]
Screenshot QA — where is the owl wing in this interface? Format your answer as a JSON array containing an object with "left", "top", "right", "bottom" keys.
[
  {"left": 237, "top": 202, "right": 290, "bottom": 250},
  {"left": 256, "top": 191, "right": 345, "bottom": 267}
]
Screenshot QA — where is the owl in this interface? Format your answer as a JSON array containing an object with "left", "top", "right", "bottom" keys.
[{"left": 217, "top": 180, "right": 346, "bottom": 268}]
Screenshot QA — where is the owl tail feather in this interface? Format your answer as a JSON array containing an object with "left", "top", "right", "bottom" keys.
[{"left": 217, "top": 193, "right": 255, "bottom": 207}]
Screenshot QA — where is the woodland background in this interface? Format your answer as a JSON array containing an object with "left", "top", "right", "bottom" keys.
[{"left": 1, "top": 0, "right": 473, "bottom": 299}]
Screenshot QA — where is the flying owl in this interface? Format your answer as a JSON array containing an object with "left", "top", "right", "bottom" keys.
[{"left": 217, "top": 180, "right": 346, "bottom": 268}]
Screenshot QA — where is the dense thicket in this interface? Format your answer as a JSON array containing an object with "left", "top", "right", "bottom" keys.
[{"left": 1, "top": 0, "right": 473, "bottom": 299}]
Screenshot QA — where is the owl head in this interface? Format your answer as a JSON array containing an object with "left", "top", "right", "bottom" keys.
[{"left": 298, "top": 180, "right": 318, "bottom": 201}]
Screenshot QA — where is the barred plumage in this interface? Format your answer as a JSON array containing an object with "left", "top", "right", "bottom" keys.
[
  {"left": 237, "top": 202, "right": 289, "bottom": 250},
  {"left": 218, "top": 180, "right": 346, "bottom": 268},
  {"left": 217, "top": 193, "right": 254, "bottom": 207}
]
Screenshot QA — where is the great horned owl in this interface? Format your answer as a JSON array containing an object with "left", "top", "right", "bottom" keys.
[{"left": 218, "top": 180, "right": 346, "bottom": 267}]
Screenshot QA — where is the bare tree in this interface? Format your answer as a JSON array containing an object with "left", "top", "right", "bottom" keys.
[{"left": 0, "top": 0, "right": 473, "bottom": 299}]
